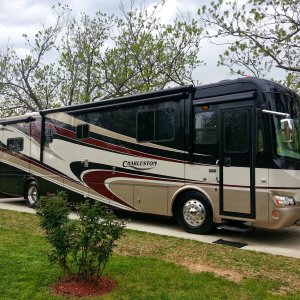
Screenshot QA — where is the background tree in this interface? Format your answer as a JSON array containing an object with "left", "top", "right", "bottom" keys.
[
  {"left": 57, "top": 11, "right": 115, "bottom": 106},
  {"left": 0, "top": 5, "right": 65, "bottom": 116},
  {"left": 100, "top": 2, "right": 202, "bottom": 98},
  {"left": 198, "top": 0, "right": 300, "bottom": 92},
  {"left": 0, "top": 1, "right": 203, "bottom": 117},
  {"left": 57, "top": 1, "right": 202, "bottom": 102}
]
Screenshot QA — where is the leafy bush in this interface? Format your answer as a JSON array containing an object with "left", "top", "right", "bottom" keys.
[
  {"left": 36, "top": 192, "right": 74, "bottom": 273},
  {"left": 37, "top": 192, "right": 125, "bottom": 281}
]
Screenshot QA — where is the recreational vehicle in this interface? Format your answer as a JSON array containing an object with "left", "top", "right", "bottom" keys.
[{"left": 1, "top": 78, "right": 300, "bottom": 234}]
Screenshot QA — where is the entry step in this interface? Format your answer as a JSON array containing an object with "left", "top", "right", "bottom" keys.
[
  {"left": 217, "top": 224, "right": 252, "bottom": 233},
  {"left": 0, "top": 197, "right": 25, "bottom": 202}
]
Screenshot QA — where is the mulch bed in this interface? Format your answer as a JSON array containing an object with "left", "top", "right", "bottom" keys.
[{"left": 52, "top": 274, "right": 117, "bottom": 298}]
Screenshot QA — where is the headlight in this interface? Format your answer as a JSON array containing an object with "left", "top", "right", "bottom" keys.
[{"left": 273, "top": 195, "right": 296, "bottom": 206}]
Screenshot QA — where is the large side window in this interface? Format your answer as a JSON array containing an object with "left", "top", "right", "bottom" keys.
[
  {"left": 194, "top": 111, "right": 217, "bottom": 144},
  {"left": 137, "top": 111, "right": 155, "bottom": 141},
  {"left": 224, "top": 110, "right": 249, "bottom": 153},
  {"left": 137, "top": 108, "right": 175, "bottom": 142},
  {"left": 7, "top": 138, "right": 24, "bottom": 152}
]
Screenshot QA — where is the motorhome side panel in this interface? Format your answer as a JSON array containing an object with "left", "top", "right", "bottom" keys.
[
  {"left": 36, "top": 112, "right": 88, "bottom": 201},
  {"left": 67, "top": 96, "right": 187, "bottom": 214}
]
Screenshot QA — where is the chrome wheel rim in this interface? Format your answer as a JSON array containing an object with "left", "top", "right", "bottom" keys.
[
  {"left": 183, "top": 199, "right": 206, "bottom": 227},
  {"left": 27, "top": 186, "right": 38, "bottom": 205}
]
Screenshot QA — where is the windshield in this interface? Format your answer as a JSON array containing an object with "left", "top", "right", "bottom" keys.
[{"left": 270, "top": 92, "right": 300, "bottom": 160}]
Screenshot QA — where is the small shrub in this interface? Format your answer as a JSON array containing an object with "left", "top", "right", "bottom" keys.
[
  {"left": 37, "top": 191, "right": 74, "bottom": 273},
  {"left": 37, "top": 192, "right": 125, "bottom": 281},
  {"left": 73, "top": 202, "right": 125, "bottom": 281}
]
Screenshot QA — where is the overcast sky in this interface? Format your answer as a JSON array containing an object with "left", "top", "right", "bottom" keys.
[{"left": 0, "top": 0, "right": 286, "bottom": 85}]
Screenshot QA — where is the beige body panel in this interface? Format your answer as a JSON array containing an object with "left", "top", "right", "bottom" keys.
[
  {"left": 134, "top": 186, "right": 168, "bottom": 215},
  {"left": 110, "top": 183, "right": 134, "bottom": 207},
  {"left": 223, "top": 188, "right": 251, "bottom": 214},
  {"left": 222, "top": 167, "right": 251, "bottom": 214}
]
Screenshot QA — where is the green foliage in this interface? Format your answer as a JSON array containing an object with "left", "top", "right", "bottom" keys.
[
  {"left": 100, "top": 4, "right": 202, "bottom": 99},
  {"left": 57, "top": 11, "right": 114, "bottom": 106},
  {"left": 36, "top": 192, "right": 75, "bottom": 273},
  {"left": 72, "top": 202, "right": 125, "bottom": 281},
  {"left": 0, "top": 2, "right": 203, "bottom": 116},
  {"left": 0, "top": 5, "right": 66, "bottom": 117},
  {"left": 36, "top": 192, "right": 125, "bottom": 281},
  {"left": 199, "top": 0, "right": 300, "bottom": 93},
  {"left": 280, "top": 73, "right": 300, "bottom": 94}
]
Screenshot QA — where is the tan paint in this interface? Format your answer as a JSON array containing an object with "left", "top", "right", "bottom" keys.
[
  {"left": 110, "top": 183, "right": 134, "bottom": 207},
  {"left": 223, "top": 188, "right": 251, "bottom": 214},
  {"left": 109, "top": 179, "right": 183, "bottom": 213},
  {"left": 253, "top": 190, "right": 269, "bottom": 228},
  {"left": 134, "top": 185, "right": 168, "bottom": 215}
]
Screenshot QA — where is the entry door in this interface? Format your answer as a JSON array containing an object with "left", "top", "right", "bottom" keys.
[{"left": 220, "top": 106, "right": 255, "bottom": 219}]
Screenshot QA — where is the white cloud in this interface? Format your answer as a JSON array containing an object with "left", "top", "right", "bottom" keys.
[{"left": 0, "top": 0, "right": 51, "bottom": 26}]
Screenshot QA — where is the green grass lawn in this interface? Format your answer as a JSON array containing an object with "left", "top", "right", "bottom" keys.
[{"left": 0, "top": 209, "right": 300, "bottom": 299}]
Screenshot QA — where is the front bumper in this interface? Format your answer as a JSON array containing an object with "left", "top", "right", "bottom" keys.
[{"left": 268, "top": 205, "right": 300, "bottom": 229}]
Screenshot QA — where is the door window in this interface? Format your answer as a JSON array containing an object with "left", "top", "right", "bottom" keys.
[{"left": 224, "top": 110, "right": 249, "bottom": 153}]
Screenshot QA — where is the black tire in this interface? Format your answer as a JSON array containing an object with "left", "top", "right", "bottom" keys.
[
  {"left": 176, "top": 191, "right": 215, "bottom": 234},
  {"left": 25, "top": 182, "right": 39, "bottom": 208}
]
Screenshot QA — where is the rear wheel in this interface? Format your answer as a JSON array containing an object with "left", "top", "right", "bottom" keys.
[
  {"left": 176, "top": 191, "right": 215, "bottom": 234},
  {"left": 25, "top": 182, "right": 39, "bottom": 208}
]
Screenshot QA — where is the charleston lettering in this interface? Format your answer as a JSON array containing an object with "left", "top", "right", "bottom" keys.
[{"left": 122, "top": 160, "right": 157, "bottom": 170}]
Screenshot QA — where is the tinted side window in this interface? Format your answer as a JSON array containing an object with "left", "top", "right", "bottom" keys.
[
  {"left": 73, "top": 106, "right": 136, "bottom": 139},
  {"left": 137, "top": 111, "right": 154, "bottom": 141},
  {"left": 7, "top": 138, "right": 24, "bottom": 152},
  {"left": 76, "top": 124, "right": 89, "bottom": 139},
  {"left": 224, "top": 110, "right": 249, "bottom": 153},
  {"left": 194, "top": 111, "right": 217, "bottom": 144},
  {"left": 137, "top": 108, "right": 175, "bottom": 142},
  {"left": 155, "top": 108, "right": 175, "bottom": 141},
  {"left": 44, "top": 128, "right": 54, "bottom": 144}
]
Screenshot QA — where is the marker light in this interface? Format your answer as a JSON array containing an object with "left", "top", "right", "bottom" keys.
[
  {"left": 273, "top": 195, "right": 296, "bottom": 207},
  {"left": 272, "top": 210, "right": 280, "bottom": 219}
]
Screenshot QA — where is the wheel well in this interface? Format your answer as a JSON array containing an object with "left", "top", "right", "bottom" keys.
[
  {"left": 171, "top": 188, "right": 212, "bottom": 217},
  {"left": 23, "top": 178, "right": 38, "bottom": 198}
]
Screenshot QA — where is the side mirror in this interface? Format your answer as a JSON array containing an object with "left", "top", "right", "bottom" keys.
[{"left": 281, "top": 118, "right": 294, "bottom": 142}]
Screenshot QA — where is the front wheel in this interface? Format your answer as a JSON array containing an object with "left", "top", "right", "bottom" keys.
[
  {"left": 25, "top": 182, "right": 39, "bottom": 208},
  {"left": 176, "top": 191, "right": 215, "bottom": 234}
]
